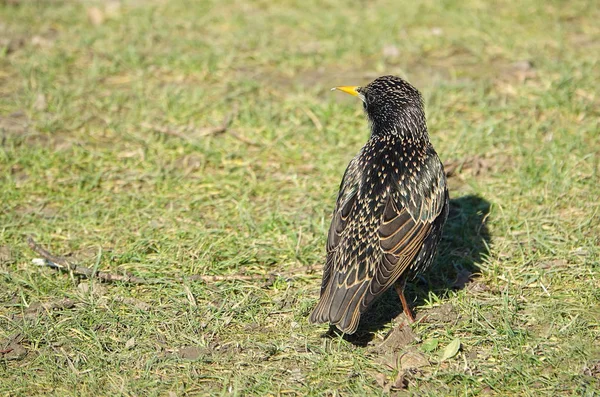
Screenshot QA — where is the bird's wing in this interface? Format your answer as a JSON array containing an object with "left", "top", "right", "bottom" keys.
[
  {"left": 399, "top": 146, "right": 448, "bottom": 223},
  {"left": 318, "top": 161, "right": 361, "bottom": 295},
  {"left": 310, "top": 150, "right": 447, "bottom": 334},
  {"left": 360, "top": 196, "right": 433, "bottom": 308},
  {"left": 364, "top": 150, "right": 448, "bottom": 309}
]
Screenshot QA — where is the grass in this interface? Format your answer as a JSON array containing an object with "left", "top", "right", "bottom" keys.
[{"left": 1, "top": 0, "right": 599, "bottom": 395}]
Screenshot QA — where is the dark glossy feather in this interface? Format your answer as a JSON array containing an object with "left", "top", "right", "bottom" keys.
[{"left": 309, "top": 76, "right": 449, "bottom": 334}]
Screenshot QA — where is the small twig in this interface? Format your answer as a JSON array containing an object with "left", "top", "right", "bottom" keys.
[
  {"left": 229, "top": 131, "right": 261, "bottom": 146},
  {"left": 185, "top": 274, "right": 275, "bottom": 282},
  {"left": 113, "top": 295, "right": 153, "bottom": 311},
  {"left": 301, "top": 107, "right": 323, "bottom": 131},
  {"left": 27, "top": 236, "right": 72, "bottom": 268},
  {"left": 143, "top": 103, "right": 240, "bottom": 140},
  {"left": 33, "top": 298, "right": 76, "bottom": 313},
  {"left": 12, "top": 298, "right": 78, "bottom": 321},
  {"left": 141, "top": 122, "right": 189, "bottom": 140},
  {"left": 27, "top": 236, "right": 322, "bottom": 286},
  {"left": 27, "top": 236, "right": 154, "bottom": 284},
  {"left": 195, "top": 103, "right": 238, "bottom": 137}
]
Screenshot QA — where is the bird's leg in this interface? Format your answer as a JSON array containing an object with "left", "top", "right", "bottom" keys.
[{"left": 394, "top": 280, "right": 415, "bottom": 323}]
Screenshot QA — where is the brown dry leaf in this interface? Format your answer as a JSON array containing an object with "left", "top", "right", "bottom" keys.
[
  {"left": 113, "top": 295, "right": 152, "bottom": 311},
  {"left": 104, "top": 1, "right": 122, "bottom": 18},
  {"left": 372, "top": 324, "right": 417, "bottom": 353},
  {"left": 87, "top": 7, "right": 105, "bottom": 26},
  {"left": 373, "top": 372, "right": 386, "bottom": 387},
  {"left": 178, "top": 346, "right": 202, "bottom": 360},
  {"left": 0, "top": 37, "right": 26, "bottom": 54},
  {"left": 510, "top": 60, "right": 536, "bottom": 82},
  {"left": 575, "top": 88, "right": 595, "bottom": 102},
  {"left": 373, "top": 372, "right": 391, "bottom": 393},
  {"left": 375, "top": 352, "right": 400, "bottom": 370},
  {"left": 400, "top": 350, "right": 430, "bottom": 370},
  {"left": 125, "top": 337, "right": 135, "bottom": 350},
  {"left": 1, "top": 334, "right": 27, "bottom": 361},
  {"left": 23, "top": 298, "right": 76, "bottom": 319},
  {"left": 382, "top": 44, "right": 400, "bottom": 58},
  {"left": 0, "top": 245, "right": 14, "bottom": 265},
  {"left": 391, "top": 371, "right": 408, "bottom": 390},
  {"left": 78, "top": 282, "right": 107, "bottom": 297},
  {"left": 430, "top": 27, "right": 443, "bottom": 36},
  {"left": 583, "top": 360, "right": 600, "bottom": 379},
  {"left": 537, "top": 259, "right": 567, "bottom": 269},
  {"left": 466, "top": 281, "right": 489, "bottom": 294},
  {"left": 34, "top": 93, "right": 47, "bottom": 111},
  {"left": 418, "top": 303, "right": 457, "bottom": 323},
  {"left": 31, "top": 35, "right": 54, "bottom": 48},
  {"left": 452, "top": 268, "right": 473, "bottom": 289}
]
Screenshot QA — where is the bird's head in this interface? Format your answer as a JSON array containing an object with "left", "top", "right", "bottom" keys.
[{"left": 333, "top": 75, "right": 427, "bottom": 138}]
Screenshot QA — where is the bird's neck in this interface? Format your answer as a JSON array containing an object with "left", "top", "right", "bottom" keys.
[{"left": 370, "top": 111, "right": 429, "bottom": 142}]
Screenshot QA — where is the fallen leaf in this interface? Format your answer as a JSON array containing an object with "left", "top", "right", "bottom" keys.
[
  {"left": 113, "top": 296, "right": 152, "bottom": 311},
  {"left": 34, "top": 93, "right": 47, "bottom": 111},
  {"left": 104, "top": 1, "right": 122, "bottom": 18},
  {"left": 391, "top": 371, "right": 408, "bottom": 390},
  {"left": 537, "top": 259, "right": 567, "bottom": 269},
  {"left": 1, "top": 334, "right": 27, "bottom": 361},
  {"left": 467, "top": 281, "right": 489, "bottom": 294},
  {"left": 30, "top": 36, "right": 53, "bottom": 48},
  {"left": 288, "top": 368, "right": 305, "bottom": 383},
  {"left": 87, "top": 7, "right": 105, "bottom": 26},
  {"left": 430, "top": 27, "right": 443, "bottom": 36},
  {"left": 571, "top": 247, "right": 589, "bottom": 256},
  {"left": 373, "top": 372, "right": 390, "bottom": 393},
  {"left": 0, "top": 245, "right": 13, "bottom": 265},
  {"left": 382, "top": 44, "right": 399, "bottom": 58},
  {"left": 452, "top": 268, "right": 472, "bottom": 289},
  {"left": 374, "top": 372, "right": 386, "bottom": 387},
  {"left": 583, "top": 360, "right": 600, "bottom": 379},
  {"left": 376, "top": 352, "right": 399, "bottom": 370},
  {"left": 78, "top": 282, "right": 107, "bottom": 297},
  {"left": 419, "top": 303, "right": 456, "bottom": 323},
  {"left": 371, "top": 324, "right": 417, "bottom": 353},
  {"left": 178, "top": 346, "right": 202, "bottom": 360},
  {"left": 400, "top": 351, "right": 429, "bottom": 370},
  {"left": 125, "top": 337, "right": 135, "bottom": 349},
  {"left": 421, "top": 338, "right": 439, "bottom": 353},
  {"left": 440, "top": 338, "right": 461, "bottom": 361}
]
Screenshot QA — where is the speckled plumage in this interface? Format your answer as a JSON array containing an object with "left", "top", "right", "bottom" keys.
[{"left": 309, "top": 76, "right": 449, "bottom": 334}]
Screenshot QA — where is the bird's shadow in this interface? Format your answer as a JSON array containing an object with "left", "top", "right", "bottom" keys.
[{"left": 327, "top": 194, "right": 491, "bottom": 346}]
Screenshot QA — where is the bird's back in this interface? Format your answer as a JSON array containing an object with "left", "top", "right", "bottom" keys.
[{"left": 310, "top": 133, "right": 448, "bottom": 334}]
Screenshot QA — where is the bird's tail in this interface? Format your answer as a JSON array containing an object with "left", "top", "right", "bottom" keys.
[{"left": 309, "top": 281, "right": 369, "bottom": 335}]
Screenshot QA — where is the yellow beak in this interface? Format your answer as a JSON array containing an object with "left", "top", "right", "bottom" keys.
[{"left": 331, "top": 86, "right": 360, "bottom": 97}]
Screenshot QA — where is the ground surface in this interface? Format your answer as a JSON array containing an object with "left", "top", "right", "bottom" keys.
[{"left": 1, "top": 0, "right": 599, "bottom": 396}]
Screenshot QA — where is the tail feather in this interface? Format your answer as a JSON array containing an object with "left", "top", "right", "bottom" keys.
[{"left": 309, "top": 282, "right": 369, "bottom": 334}]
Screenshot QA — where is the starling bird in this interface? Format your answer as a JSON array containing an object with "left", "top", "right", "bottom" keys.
[{"left": 309, "top": 75, "right": 449, "bottom": 334}]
